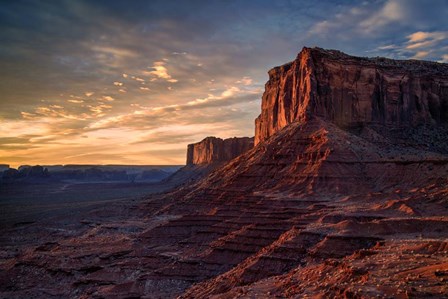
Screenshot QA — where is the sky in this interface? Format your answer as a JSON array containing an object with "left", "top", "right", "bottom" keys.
[{"left": 1, "top": 0, "right": 447, "bottom": 167}]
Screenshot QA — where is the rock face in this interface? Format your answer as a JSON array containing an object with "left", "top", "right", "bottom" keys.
[
  {"left": 186, "top": 136, "right": 254, "bottom": 165},
  {"left": 255, "top": 47, "right": 448, "bottom": 145}
]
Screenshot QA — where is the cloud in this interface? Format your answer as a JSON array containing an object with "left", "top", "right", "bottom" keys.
[
  {"left": 308, "top": 0, "right": 447, "bottom": 39},
  {"left": 85, "top": 92, "right": 94, "bottom": 97},
  {"left": 236, "top": 76, "right": 253, "bottom": 86},
  {"left": 87, "top": 86, "right": 260, "bottom": 131},
  {"left": 91, "top": 46, "right": 137, "bottom": 59},
  {"left": 308, "top": 4, "right": 371, "bottom": 37},
  {"left": 25, "top": 105, "right": 90, "bottom": 121},
  {"left": 0, "top": 144, "right": 40, "bottom": 150},
  {"left": 359, "top": 0, "right": 404, "bottom": 32},
  {"left": 131, "top": 125, "right": 218, "bottom": 145},
  {"left": 20, "top": 112, "right": 36, "bottom": 119},
  {"left": 221, "top": 86, "right": 240, "bottom": 98},
  {"left": 440, "top": 55, "right": 448, "bottom": 63},
  {"left": 305, "top": 0, "right": 447, "bottom": 62},
  {"left": 0, "top": 136, "right": 31, "bottom": 144},
  {"left": 0, "top": 136, "right": 43, "bottom": 151},
  {"left": 406, "top": 31, "right": 447, "bottom": 49},
  {"left": 140, "top": 87, "right": 150, "bottom": 91},
  {"left": 88, "top": 104, "right": 112, "bottom": 116},
  {"left": 132, "top": 133, "right": 191, "bottom": 145},
  {"left": 145, "top": 61, "right": 178, "bottom": 82},
  {"left": 68, "top": 99, "right": 84, "bottom": 104},
  {"left": 376, "top": 30, "right": 448, "bottom": 61},
  {"left": 376, "top": 45, "right": 400, "bottom": 50},
  {"left": 113, "top": 81, "right": 123, "bottom": 86},
  {"left": 101, "top": 96, "right": 115, "bottom": 102},
  {"left": 0, "top": 114, "right": 94, "bottom": 165},
  {"left": 411, "top": 51, "right": 430, "bottom": 59}
]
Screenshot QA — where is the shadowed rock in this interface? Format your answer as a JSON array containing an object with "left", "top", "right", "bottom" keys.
[{"left": 186, "top": 136, "right": 254, "bottom": 165}]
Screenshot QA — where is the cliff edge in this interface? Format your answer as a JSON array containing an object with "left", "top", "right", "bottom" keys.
[
  {"left": 186, "top": 136, "right": 254, "bottom": 165},
  {"left": 255, "top": 47, "right": 448, "bottom": 145}
]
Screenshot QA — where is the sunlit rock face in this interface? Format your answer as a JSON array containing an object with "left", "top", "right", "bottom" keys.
[
  {"left": 186, "top": 136, "right": 254, "bottom": 165},
  {"left": 255, "top": 47, "right": 448, "bottom": 145}
]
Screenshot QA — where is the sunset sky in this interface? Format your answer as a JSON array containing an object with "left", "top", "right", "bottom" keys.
[{"left": 1, "top": 0, "right": 447, "bottom": 167}]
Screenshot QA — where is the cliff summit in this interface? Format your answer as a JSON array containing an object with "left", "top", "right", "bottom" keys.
[
  {"left": 255, "top": 47, "right": 448, "bottom": 145},
  {"left": 186, "top": 136, "right": 254, "bottom": 165}
]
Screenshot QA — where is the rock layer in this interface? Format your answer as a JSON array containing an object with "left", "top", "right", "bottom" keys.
[
  {"left": 255, "top": 47, "right": 448, "bottom": 145},
  {"left": 186, "top": 136, "right": 254, "bottom": 165}
]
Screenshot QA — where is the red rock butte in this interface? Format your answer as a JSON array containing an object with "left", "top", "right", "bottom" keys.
[{"left": 255, "top": 47, "right": 448, "bottom": 145}]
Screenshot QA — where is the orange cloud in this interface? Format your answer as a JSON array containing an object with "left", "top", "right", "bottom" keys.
[{"left": 145, "top": 61, "right": 178, "bottom": 82}]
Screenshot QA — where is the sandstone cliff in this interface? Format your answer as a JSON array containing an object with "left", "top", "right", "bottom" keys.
[
  {"left": 186, "top": 136, "right": 254, "bottom": 165},
  {"left": 255, "top": 47, "right": 448, "bottom": 145}
]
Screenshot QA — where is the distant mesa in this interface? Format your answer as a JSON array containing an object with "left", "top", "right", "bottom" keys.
[
  {"left": 186, "top": 136, "right": 254, "bottom": 165},
  {"left": 2, "top": 165, "right": 49, "bottom": 180},
  {"left": 20, "top": 165, "right": 49, "bottom": 177},
  {"left": 1, "top": 164, "right": 181, "bottom": 183},
  {"left": 163, "top": 136, "right": 254, "bottom": 187}
]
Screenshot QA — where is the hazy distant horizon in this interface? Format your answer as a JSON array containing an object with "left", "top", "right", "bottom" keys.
[{"left": 2, "top": 163, "right": 185, "bottom": 170}]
